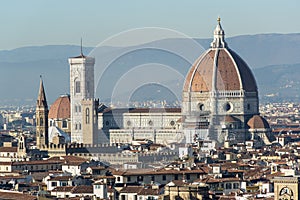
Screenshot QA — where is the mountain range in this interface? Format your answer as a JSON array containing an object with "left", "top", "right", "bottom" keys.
[{"left": 1, "top": 33, "right": 300, "bottom": 106}]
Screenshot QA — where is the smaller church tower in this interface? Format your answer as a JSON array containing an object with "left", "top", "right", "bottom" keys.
[
  {"left": 36, "top": 76, "right": 49, "bottom": 148},
  {"left": 17, "top": 134, "right": 27, "bottom": 158}
]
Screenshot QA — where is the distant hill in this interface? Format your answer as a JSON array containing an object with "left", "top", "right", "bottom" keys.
[
  {"left": 253, "top": 63, "right": 300, "bottom": 102},
  {"left": 1, "top": 33, "right": 300, "bottom": 106}
]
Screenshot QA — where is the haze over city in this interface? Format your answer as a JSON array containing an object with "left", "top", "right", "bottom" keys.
[
  {"left": 1, "top": 0, "right": 300, "bottom": 106},
  {"left": 1, "top": 0, "right": 300, "bottom": 50}
]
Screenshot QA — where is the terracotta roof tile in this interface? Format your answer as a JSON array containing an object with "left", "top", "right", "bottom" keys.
[
  {"left": 0, "top": 147, "right": 17, "bottom": 152},
  {"left": 120, "top": 186, "right": 143, "bottom": 194},
  {"left": 247, "top": 115, "right": 270, "bottom": 129},
  {"left": 49, "top": 175, "right": 73, "bottom": 181},
  {"left": 183, "top": 48, "right": 257, "bottom": 93},
  {"left": 138, "top": 187, "right": 161, "bottom": 195},
  {"left": 52, "top": 186, "right": 73, "bottom": 192},
  {"left": 0, "top": 191, "right": 37, "bottom": 200},
  {"left": 48, "top": 95, "right": 70, "bottom": 119},
  {"left": 71, "top": 185, "right": 93, "bottom": 194}
]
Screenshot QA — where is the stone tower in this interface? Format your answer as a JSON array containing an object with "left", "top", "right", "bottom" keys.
[
  {"left": 17, "top": 134, "right": 27, "bottom": 158},
  {"left": 82, "top": 99, "right": 99, "bottom": 144},
  {"left": 69, "top": 52, "right": 98, "bottom": 144},
  {"left": 36, "top": 77, "right": 49, "bottom": 148}
]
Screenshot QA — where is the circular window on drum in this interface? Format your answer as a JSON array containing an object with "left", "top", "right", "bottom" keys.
[
  {"left": 170, "top": 120, "right": 175, "bottom": 126},
  {"left": 224, "top": 102, "right": 233, "bottom": 112},
  {"left": 198, "top": 103, "right": 204, "bottom": 111},
  {"left": 127, "top": 120, "right": 131, "bottom": 126}
]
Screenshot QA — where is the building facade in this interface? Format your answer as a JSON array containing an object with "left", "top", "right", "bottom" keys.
[{"left": 101, "top": 108, "right": 183, "bottom": 144}]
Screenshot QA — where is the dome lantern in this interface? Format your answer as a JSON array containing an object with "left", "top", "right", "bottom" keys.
[{"left": 210, "top": 17, "right": 227, "bottom": 48}]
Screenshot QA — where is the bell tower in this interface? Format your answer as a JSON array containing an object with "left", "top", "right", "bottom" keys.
[
  {"left": 17, "top": 134, "right": 27, "bottom": 158},
  {"left": 36, "top": 76, "right": 49, "bottom": 148},
  {"left": 69, "top": 50, "right": 96, "bottom": 143}
]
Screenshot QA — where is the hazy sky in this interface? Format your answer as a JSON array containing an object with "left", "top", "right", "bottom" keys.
[{"left": 1, "top": 0, "right": 299, "bottom": 50}]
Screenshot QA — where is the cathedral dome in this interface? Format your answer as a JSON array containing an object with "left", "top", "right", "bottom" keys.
[
  {"left": 183, "top": 18, "right": 257, "bottom": 93},
  {"left": 247, "top": 115, "right": 270, "bottom": 129},
  {"left": 49, "top": 95, "right": 70, "bottom": 119}
]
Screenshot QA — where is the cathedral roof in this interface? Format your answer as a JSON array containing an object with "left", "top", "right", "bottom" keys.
[
  {"left": 183, "top": 18, "right": 257, "bottom": 93},
  {"left": 247, "top": 115, "right": 270, "bottom": 129},
  {"left": 49, "top": 95, "right": 70, "bottom": 119}
]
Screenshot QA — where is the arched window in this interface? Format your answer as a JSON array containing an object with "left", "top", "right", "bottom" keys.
[
  {"left": 86, "top": 108, "right": 90, "bottom": 124},
  {"left": 75, "top": 123, "right": 78, "bottom": 130},
  {"left": 79, "top": 123, "right": 81, "bottom": 130},
  {"left": 62, "top": 120, "right": 67, "bottom": 128},
  {"left": 40, "top": 118, "right": 43, "bottom": 126},
  {"left": 75, "top": 80, "right": 80, "bottom": 94},
  {"left": 78, "top": 105, "right": 81, "bottom": 113}
]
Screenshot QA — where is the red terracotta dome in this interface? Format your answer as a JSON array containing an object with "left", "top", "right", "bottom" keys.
[
  {"left": 183, "top": 18, "right": 257, "bottom": 93},
  {"left": 49, "top": 95, "right": 70, "bottom": 119},
  {"left": 225, "top": 115, "right": 239, "bottom": 123},
  {"left": 247, "top": 115, "right": 270, "bottom": 129}
]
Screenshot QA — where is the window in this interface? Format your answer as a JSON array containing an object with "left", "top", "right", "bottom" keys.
[
  {"left": 247, "top": 104, "right": 251, "bottom": 110},
  {"left": 224, "top": 102, "right": 231, "bottom": 112},
  {"left": 170, "top": 121, "right": 175, "bottom": 126},
  {"left": 174, "top": 174, "right": 178, "bottom": 180},
  {"left": 79, "top": 123, "right": 81, "bottom": 130},
  {"left": 151, "top": 176, "right": 155, "bottom": 182},
  {"left": 51, "top": 182, "right": 57, "bottom": 187},
  {"left": 162, "top": 175, "right": 166, "bottom": 181},
  {"left": 186, "top": 174, "right": 190, "bottom": 180},
  {"left": 225, "top": 183, "right": 232, "bottom": 189},
  {"left": 233, "top": 183, "right": 239, "bottom": 189},
  {"left": 40, "top": 117, "right": 43, "bottom": 126},
  {"left": 199, "top": 103, "right": 204, "bottom": 111},
  {"left": 75, "top": 123, "right": 78, "bottom": 130},
  {"left": 78, "top": 105, "right": 81, "bottom": 112},
  {"left": 62, "top": 120, "right": 68, "bottom": 128},
  {"left": 127, "top": 177, "right": 131, "bottom": 182},
  {"left": 75, "top": 81, "right": 80, "bottom": 94},
  {"left": 86, "top": 108, "right": 90, "bottom": 124},
  {"left": 75, "top": 105, "right": 78, "bottom": 113},
  {"left": 137, "top": 176, "right": 143, "bottom": 182}
]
